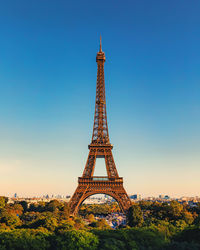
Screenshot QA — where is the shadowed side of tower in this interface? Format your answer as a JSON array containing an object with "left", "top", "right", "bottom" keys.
[{"left": 69, "top": 38, "right": 131, "bottom": 215}]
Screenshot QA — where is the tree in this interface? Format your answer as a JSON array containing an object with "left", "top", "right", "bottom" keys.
[
  {"left": 127, "top": 205, "right": 144, "bottom": 227},
  {"left": 43, "top": 217, "right": 58, "bottom": 231},
  {"left": 73, "top": 217, "right": 85, "bottom": 230},
  {"left": 0, "top": 210, "right": 22, "bottom": 228},
  {"left": 57, "top": 219, "right": 75, "bottom": 230},
  {"left": 88, "top": 214, "right": 95, "bottom": 223},
  {"left": 98, "top": 238, "right": 127, "bottom": 250},
  {"left": 194, "top": 214, "right": 200, "bottom": 226},
  {"left": 79, "top": 203, "right": 112, "bottom": 216},
  {"left": 26, "top": 212, "right": 58, "bottom": 231},
  {"left": 173, "top": 227, "right": 200, "bottom": 245},
  {"left": 166, "top": 241, "right": 200, "bottom": 250},
  {"left": 0, "top": 229, "right": 51, "bottom": 250},
  {"left": 29, "top": 202, "right": 46, "bottom": 213},
  {"left": 55, "top": 230, "right": 99, "bottom": 250},
  {"left": 18, "top": 201, "right": 28, "bottom": 212},
  {"left": 174, "top": 220, "right": 187, "bottom": 232},
  {"left": 168, "top": 201, "right": 183, "bottom": 220},
  {"left": 59, "top": 202, "right": 70, "bottom": 220},
  {"left": 12, "top": 203, "right": 24, "bottom": 216},
  {"left": 124, "top": 228, "right": 166, "bottom": 250},
  {"left": 89, "top": 219, "right": 111, "bottom": 229},
  {"left": 0, "top": 197, "right": 8, "bottom": 210},
  {"left": 182, "top": 211, "right": 194, "bottom": 225},
  {"left": 96, "top": 219, "right": 111, "bottom": 229},
  {"left": 45, "top": 200, "right": 61, "bottom": 213}
]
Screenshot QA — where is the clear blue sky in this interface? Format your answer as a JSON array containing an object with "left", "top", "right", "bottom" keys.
[{"left": 0, "top": 0, "right": 200, "bottom": 197}]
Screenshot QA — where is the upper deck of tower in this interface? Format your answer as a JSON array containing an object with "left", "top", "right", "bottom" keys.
[{"left": 96, "top": 36, "right": 106, "bottom": 62}]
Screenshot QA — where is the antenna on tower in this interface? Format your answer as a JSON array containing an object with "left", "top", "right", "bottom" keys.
[{"left": 99, "top": 35, "right": 102, "bottom": 52}]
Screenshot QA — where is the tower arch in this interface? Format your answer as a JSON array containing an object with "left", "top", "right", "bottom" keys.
[{"left": 73, "top": 191, "right": 124, "bottom": 215}]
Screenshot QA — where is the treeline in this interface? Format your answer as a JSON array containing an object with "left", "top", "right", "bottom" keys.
[
  {"left": 0, "top": 196, "right": 200, "bottom": 249},
  {"left": 0, "top": 226, "right": 200, "bottom": 249}
]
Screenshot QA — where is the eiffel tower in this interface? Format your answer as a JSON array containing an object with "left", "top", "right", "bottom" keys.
[{"left": 69, "top": 37, "right": 131, "bottom": 215}]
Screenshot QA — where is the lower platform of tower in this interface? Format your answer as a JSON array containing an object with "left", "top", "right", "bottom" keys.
[{"left": 69, "top": 177, "right": 132, "bottom": 215}]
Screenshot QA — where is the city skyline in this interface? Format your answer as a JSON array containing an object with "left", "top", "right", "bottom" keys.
[{"left": 0, "top": 0, "right": 200, "bottom": 198}]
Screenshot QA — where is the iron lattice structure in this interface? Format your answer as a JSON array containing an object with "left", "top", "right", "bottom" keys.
[{"left": 69, "top": 38, "right": 131, "bottom": 215}]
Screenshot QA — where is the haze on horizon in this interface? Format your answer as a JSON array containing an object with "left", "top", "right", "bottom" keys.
[{"left": 0, "top": 0, "right": 200, "bottom": 198}]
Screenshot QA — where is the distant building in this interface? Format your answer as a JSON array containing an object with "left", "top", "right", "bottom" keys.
[
  {"left": 130, "top": 194, "right": 141, "bottom": 200},
  {"left": 158, "top": 195, "right": 170, "bottom": 200},
  {"left": 55, "top": 195, "right": 62, "bottom": 199}
]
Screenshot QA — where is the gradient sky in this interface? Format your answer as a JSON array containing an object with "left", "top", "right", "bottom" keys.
[{"left": 0, "top": 0, "right": 200, "bottom": 198}]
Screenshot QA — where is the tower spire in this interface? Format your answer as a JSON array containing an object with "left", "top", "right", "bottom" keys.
[{"left": 99, "top": 35, "right": 102, "bottom": 52}]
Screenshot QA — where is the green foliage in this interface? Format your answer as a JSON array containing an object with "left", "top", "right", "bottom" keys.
[
  {"left": 149, "top": 220, "right": 176, "bottom": 239},
  {"left": 166, "top": 241, "right": 200, "bottom": 250},
  {"left": 194, "top": 214, "right": 200, "bottom": 226},
  {"left": 18, "top": 201, "right": 28, "bottom": 213},
  {"left": 87, "top": 213, "right": 95, "bottom": 222},
  {"left": 0, "top": 210, "right": 22, "bottom": 228},
  {"left": 93, "top": 230, "right": 132, "bottom": 250},
  {"left": 124, "top": 228, "right": 167, "bottom": 250},
  {"left": 57, "top": 219, "right": 75, "bottom": 230},
  {"left": 127, "top": 204, "right": 144, "bottom": 227},
  {"left": 0, "top": 229, "right": 51, "bottom": 250},
  {"left": 45, "top": 200, "right": 61, "bottom": 213},
  {"left": 29, "top": 202, "right": 46, "bottom": 213},
  {"left": 98, "top": 237, "right": 128, "bottom": 250},
  {"left": 174, "top": 220, "right": 188, "bottom": 232},
  {"left": 53, "top": 230, "right": 99, "bottom": 250},
  {"left": 168, "top": 201, "right": 183, "bottom": 220},
  {"left": 173, "top": 226, "right": 200, "bottom": 245},
  {"left": 140, "top": 201, "right": 196, "bottom": 226},
  {"left": 42, "top": 216, "right": 58, "bottom": 232},
  {"left": 79, "top": 203, "right": 118, "bottom": 216},
  {"left": 73, "top": 217, "right": 85, "bottom": 230},
  {"left": 93, "top": 228, "right": 167, "bottom": 250},
  {"left": 59, "top": 203, "right": 70, "bottom": 220},
  {"left": 90, "top": 219, "right": 111, "bottom": 230},
  {"left": 181, "top": 210, "right": 194, "bottom": 224},
  {"left": 24, "top": 212, "right": 58, "bottom": 231},
  {"left": 0, "top": 197, "right": 8, "bottom": 210},
  {"left": 12, "top": 204, "right": 24, "bottom": 216},
  {"left": 0, "top": 197, "right": 199, "bottom": 249},
  {"left": 97, "top": 219, "right": 111, "bottom": 229},
  {"left": 166, "top": 226, "right": 200, "bottom": 249}
]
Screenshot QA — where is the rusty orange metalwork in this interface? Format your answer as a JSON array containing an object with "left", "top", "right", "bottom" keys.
[{"left": 69, "top": 37, "right": 131, "bottom": 215}]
